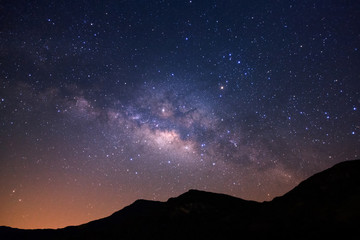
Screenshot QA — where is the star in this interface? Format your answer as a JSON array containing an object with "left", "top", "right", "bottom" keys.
[{"left": 0, "top": 0, "right": 359, "bottom": 230}]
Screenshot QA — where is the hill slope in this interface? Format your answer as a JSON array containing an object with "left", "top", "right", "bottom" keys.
[{"left": 1, "top": 160, "right": 360, "bottom": 239}]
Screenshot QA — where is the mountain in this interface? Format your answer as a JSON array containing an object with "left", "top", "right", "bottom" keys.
[{"left": 1, "top": 160, "right": 360, "bottom": 239}]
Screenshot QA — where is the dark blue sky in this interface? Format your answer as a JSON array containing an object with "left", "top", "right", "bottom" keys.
[{"left": 0, "top": 0, "right": 359, "bottom": 229}]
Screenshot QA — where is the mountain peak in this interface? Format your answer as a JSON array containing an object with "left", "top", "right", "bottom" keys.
[
  {"left": 274, "top": 159, "right": 360, "bottom": 202},
  {"left": 167, "top": 188, "right": 251, "bottom": 205},
  {"left": 2, "top": 160, "right": 360, "bottom": 239}
]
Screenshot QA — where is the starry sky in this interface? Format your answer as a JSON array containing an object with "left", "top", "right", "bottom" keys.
[{"left": 1, "top": 0, "right": 359, "bottom": 229}]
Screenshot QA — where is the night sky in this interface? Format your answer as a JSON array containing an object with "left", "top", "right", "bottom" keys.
[{"left": 1, "top": 0, "right": 359, "bottom": 229}]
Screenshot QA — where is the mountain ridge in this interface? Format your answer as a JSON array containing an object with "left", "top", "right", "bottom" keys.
[{"left": 1, "top": 159, "right": 360, "bottom": 239}]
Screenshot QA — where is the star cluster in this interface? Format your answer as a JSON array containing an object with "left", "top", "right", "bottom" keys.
[{"left": 0, "top": 0, "right": 359, "bottom": 229}]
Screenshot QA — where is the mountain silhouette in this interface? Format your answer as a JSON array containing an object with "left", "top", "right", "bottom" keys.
[{"left": 1, "top": 160, "right": 360, "bottom": 239}]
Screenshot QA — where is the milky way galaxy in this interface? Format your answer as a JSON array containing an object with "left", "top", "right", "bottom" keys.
[{"left": 0, "top": 0, "right": 359, "bottom": 229}]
